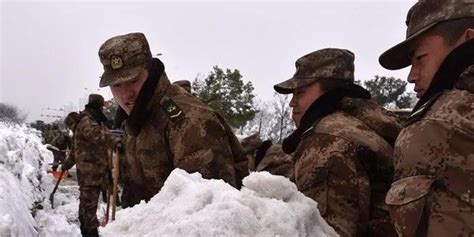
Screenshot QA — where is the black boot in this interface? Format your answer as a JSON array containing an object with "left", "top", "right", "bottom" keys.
[{"left": 80, "top": 227, "right": 99, "bottom": 237}]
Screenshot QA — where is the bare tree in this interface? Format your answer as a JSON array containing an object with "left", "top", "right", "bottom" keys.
[
  {"left": 0, "top": 103, "right": 27, "bottom": 124},
  {"left": 270, "top": 93, "right": 293, "bottom": 143}
]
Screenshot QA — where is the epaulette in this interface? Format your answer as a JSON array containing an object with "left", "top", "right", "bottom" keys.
[
  {"left": 161, "top": 98, "right": 185, "bottom": 122},
  {"left": 404, "top": 92, "right": 443, "bottom": 126}
]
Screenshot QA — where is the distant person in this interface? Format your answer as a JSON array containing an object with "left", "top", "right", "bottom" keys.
[
  {"left": 379, "top": 0, "right": 474, "bottom": 236},
  {"left": 50, "top": 127, "right": 72, "bottom": 171},
  {"left": 240, "top": 133, "right": 294, "bottom": 179},
  {"left": 172, "top": 80, "right": 192, "bottom": 94},
  {"left": 274, "top": 48, "right": 401, "bottom": 236},
  {"left": 61, "top": 95, "right": 116, "bottom": 237},
  {"left": 97, "top": 32, "right": 246, "bottom": 208}
]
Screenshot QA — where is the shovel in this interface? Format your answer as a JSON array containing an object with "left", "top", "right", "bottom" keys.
[{"left": 49, "top": 170, "right": 66, "bottom": 209}]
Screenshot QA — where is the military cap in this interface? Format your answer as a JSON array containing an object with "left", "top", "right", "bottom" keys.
[
  {"left": 379, "top": 0, "right": 474, "bottom": 70},
  {"left": 88, "top": 94, "right": 104, "bottom": 105},
  {"left": 98, "top": 32, "right": 152, "bottom": 87},
  {"left": 64, "top": 112, "right": 80, "bottom": 129},
  {"left": 274, "top": 48, "right": 355, "bottom": 94},
  {"left": 173, "top": 80, "right": 192, "bottom": 93},
  {"left": 240, "top": 133, "right": 264, "bottom": 154}
]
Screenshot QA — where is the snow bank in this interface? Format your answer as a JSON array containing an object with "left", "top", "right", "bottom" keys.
[
  {"left": 0, "top": 122, "right": 80, "bottom": 237},
  {"left": 102, "top": 169, "right": 338, "bottom": 237}
]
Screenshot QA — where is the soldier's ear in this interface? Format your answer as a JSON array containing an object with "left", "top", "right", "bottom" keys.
[{"left": 465, "top": 28, "right": 474, "bottom": 41}]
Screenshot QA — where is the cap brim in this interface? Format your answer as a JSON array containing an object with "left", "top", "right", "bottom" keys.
[
  {"left": 99, "top": 66, "right": 145, "bottom": 87},
  {"left": 379, "top": 22, "right": 437, "bottom": 70},
  {"left": 273, "top": 77, "right": 316, "bottom": 94}
]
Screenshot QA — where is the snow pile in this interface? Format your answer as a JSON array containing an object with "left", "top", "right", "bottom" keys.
[
  {"left": 102, "top": 169, "right": 337, "bottom": 237},
  {"left": 0, "top": 122, "right": 80, "bottom": 237}
]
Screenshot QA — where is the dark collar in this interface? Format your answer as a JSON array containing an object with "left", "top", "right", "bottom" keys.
[
  {"left": 282, "top": 84, "right": 370, "bottom": 154},
  {"left": 83, "top": 105, "right": 107, "bottom": 125}
]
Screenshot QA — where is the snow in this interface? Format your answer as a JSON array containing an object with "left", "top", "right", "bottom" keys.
[
  {"left": 101, "top": 169, "right": 337, "bottom": 237},
  {"left": 0, "top": 122, "right": 80, "bottom": 237},
  {"left": 0, "top": 122, "right": 337, "bottom": 237}
]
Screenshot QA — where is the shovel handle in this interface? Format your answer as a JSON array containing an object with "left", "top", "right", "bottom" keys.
[{"left": 49, "top": 170, "right": 66, "bottom": 208}]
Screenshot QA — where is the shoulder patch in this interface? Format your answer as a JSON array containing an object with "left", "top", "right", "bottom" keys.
[
  {"left": 404, "top": 92, "right": 442, "bottom": 126},
  {"left": 162, "top": 99, "right": 185, "bottom": 122}
]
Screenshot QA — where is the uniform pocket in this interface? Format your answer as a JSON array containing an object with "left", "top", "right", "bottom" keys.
[
  {"left": 297, "top": 167, "right": 329, "bottom": 215},
  {"left": 385, "top": 175, "right": 436, "bottom": 237}
]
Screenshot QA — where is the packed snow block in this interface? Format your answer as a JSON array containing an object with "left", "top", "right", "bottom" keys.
[
  {"left": 0, "top": 123, "right": 52, "bottom": 236},
  {"left": 0, "top": 122, "right": 81, "bottom": 237},
  {"left": 101, "top": 169, "right": 338, "bottom": 237}
]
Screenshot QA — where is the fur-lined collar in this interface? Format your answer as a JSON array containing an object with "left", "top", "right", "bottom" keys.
[{"left": 282, "top": 84, "right": 371, "bottom": 154}]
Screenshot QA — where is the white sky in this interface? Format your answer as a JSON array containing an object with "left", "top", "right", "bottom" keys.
[{"left": 1, "top": 0, "right": 414, "bottom": 122}]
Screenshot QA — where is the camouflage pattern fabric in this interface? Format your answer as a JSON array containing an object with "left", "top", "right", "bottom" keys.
[
  {"left": 74, "top": 109, "right": 114, "bottom": 187},
  {"left": 386, "top": 67, "right": 474, "bottom": 237},
  {"left": 256, "top": 144, "right": 294, "bottom": 180},
  {"left": 98, "top": 32, "right": 152, "bottom": 87},
  {"left": 78, "top": 186, "right": 101, "bottom": 230},
  {"left": 274, "top": 48, "right": 354, "bottom": 94},
  {"left": 121, "top": 74, "right": 242, "bottom": 207},
  {"left": 380, "top": 0, "right": 474, "bottom": 69},
  {"left": 50, "top": 130, "right": 72, "bottom": 171},
  {"left": 294, "top": 101, "right": 400, "bottom": 237}
]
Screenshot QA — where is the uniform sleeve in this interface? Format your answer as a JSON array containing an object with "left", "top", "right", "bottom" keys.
[
  {"left": 77, "top": 116, "right": 116, "bottom": 148},
  {"left": 167, "top": 117, "right": 238, "bottom": 188},
  {"left": 294, "top": 132, "right": 370, "bottom": 237},
  {"left": 61, "top": 146, "right": 76, "bottom": 171}
]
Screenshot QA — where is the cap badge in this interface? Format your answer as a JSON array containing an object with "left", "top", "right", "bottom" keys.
[{"left": 111, "top": 55, "right": 123, "bottom": 70}]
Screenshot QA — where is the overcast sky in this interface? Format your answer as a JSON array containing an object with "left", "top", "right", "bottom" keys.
[{"left": 1, "top": 0, "right": 415, "bottom": 123}]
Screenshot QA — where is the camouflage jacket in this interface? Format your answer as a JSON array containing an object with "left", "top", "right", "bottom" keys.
[
  {"left": 293, "top": 96, "right": 401, "bottom": 237},
  {"left": 121, "top": 73, "right": 243, "bottom": 206},
  {"left": 51, "top": 130, "right": 72, "bottom": 151},
  {"left": 73, "top": 109, "right": 114, "bottom": 188},
  {"left": 256, "top": 144, "right": 294, "bottom": 180},
  {"left": 386, "top": 41, "right": 474, "bottom": 237}
]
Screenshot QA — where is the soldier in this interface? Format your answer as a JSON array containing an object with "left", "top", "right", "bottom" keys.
[
  {"left": 274, "top": 48, "right": 402, "bottom": 237},
  {"left": 172, "top": 80, "right": 192, "bottom": 94},
  {"left": 240, "top": 133, "right": 294, "bottom": 179},
  {"left": 50, "top": 126, "right": 72, "bottom": 171},
  {"left": 97, "top": 32, "right": 246, "bottom": 208},
  {"left": 379, "top": 1, "right": 474, "bottom": 236},
  {"left": 61, "top": 95, "right": 115, "bottom": 237},
  {"left": 61, "top": 112, "right": 80, "bottom": 171}
]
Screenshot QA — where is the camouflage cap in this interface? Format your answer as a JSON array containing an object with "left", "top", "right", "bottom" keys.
[
  {"left": 379, "top": 0, "right": 474, "bottom": 70},
  {"left": 240, "top": 133, "right": 263, "bottom": 154},
  {"left": 173, "top": 80, "right": 192, "bottom": 93},
  {"left": 274, "top": 48, "right": 355, "bottom": 94},
  {"left": 98, "top": 32, "right": 152, "bottom": 87}
]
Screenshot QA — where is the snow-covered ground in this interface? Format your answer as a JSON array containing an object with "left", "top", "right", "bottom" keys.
[
  {"left": 0, "top": 122, "right": 81, "bottom": 237},
  {"left": 0, "top": 122, "right": 337, "bottom": 237}
]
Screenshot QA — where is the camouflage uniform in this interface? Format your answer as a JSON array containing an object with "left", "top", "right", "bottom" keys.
[
  {"left": 274, "top": 49, "right": 402, "bottom": 237},
  {"left": 98, "top": 33, "right": 245, "bottom": 208},
  {"left": 71, "top": 96, "right": 114, "bottom": 236},
  {"left": 255, "top": 144, "right": 294, "bottom": 180},
  {"left": 240, "top": 133, "right": 294, "bottom": 179},
  {"left": 50, "top": 129, "right": 72, "bottom": 171},
  {"left": 379, "top": 1, "right": 474, "bottom": 236}
]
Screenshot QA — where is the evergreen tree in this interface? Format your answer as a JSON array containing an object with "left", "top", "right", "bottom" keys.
[{"left": 193, "top": 66, "right": 257, "bottom": 129}]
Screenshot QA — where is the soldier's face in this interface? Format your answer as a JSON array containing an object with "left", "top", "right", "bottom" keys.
[
  {"left": 289, "top": 82, "right": 323, "bottom": 128},
  {"left": 110, "top": 69, "right": 148, "bottom": 115},
  {"left": 407, "top": 34, "right": 459, "bottom": 98}
]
